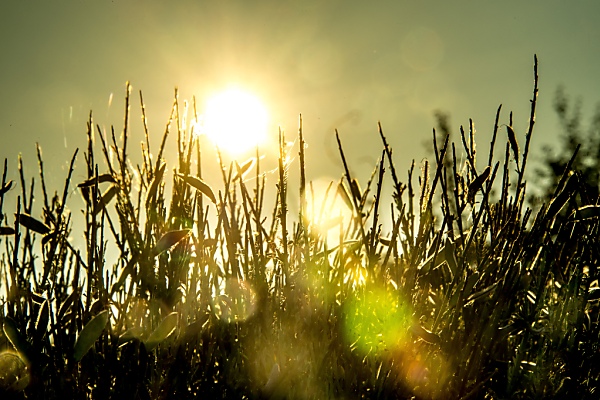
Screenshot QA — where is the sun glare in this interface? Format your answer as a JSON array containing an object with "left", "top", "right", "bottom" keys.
[{"left": 201, "top": 88, "right": 269, "bottom": 155}]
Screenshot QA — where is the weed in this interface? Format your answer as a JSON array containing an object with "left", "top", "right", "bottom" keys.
[{"left": 0, "top": 56, "right": 598, "bottom": 399}]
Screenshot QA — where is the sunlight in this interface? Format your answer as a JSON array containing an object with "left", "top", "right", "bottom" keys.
[{"left": 200, "top": 88, "right": 269, "bottom": 155}]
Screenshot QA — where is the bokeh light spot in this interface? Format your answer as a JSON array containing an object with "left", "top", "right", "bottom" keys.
[
  {"left": 0, "top": 351, "right": 30, "bottom": 392},
  {"left": 211, "top": 278, "right": 257, "bottom": 322},
  {"left": 343, "top": 286, "right": 412, "bottom": 355}
]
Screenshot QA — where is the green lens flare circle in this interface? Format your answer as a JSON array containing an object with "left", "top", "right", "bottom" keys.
[{"left": 343, "top": 287, "right": 412, "bottom": 355}]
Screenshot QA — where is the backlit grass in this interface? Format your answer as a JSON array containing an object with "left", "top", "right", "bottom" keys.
[{"left": 0, "top": 56, "right": 598, "bottom": 399}]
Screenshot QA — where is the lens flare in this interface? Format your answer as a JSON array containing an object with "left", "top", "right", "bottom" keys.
[
  {"left": 0, "top": 351, "right": 29, "bottom": 392},
  {"left": 343, "top": 286, "right": 412, "bottom": 355},
  {"left": 211, "top": 278, "right": 257, "bottom": 322}
]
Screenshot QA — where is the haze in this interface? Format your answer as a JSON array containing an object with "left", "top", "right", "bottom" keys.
[{"left": 1, "top": 0, "right": 599, "bottom": 198}]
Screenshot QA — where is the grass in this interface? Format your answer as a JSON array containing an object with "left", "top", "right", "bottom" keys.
[{"left": 0, "top": 55, "right": 598, "bottom": 399}]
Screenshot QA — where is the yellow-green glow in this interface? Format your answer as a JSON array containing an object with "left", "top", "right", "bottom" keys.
[
  {"left": 343, "top": 286, "right": 412, "bottom": 355},
  {"left": 201, "top": 88, "right": 269, "bottom": 155}
]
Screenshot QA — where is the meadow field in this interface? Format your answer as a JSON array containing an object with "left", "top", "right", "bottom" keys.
[{"left": 0, "top": 56, "right": 598, "bottom": 399}]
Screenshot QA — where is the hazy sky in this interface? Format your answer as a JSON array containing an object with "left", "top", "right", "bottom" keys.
[{"left": 1, "top": 0, "right": 600, "bottom": 198}]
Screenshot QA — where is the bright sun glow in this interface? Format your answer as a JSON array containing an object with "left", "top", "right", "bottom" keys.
[{"left": 201, "top": 88, "right": 269, "bottom": 155}]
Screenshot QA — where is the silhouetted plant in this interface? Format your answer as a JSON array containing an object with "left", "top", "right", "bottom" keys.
[{"left": 0, "top": 56, "right": 598, "bottom": 399}]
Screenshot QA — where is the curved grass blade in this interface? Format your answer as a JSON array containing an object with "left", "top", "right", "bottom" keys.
[
  {"left": 465, "top": 281, "right": 499, "bottom": 305},
  {"left": 29, "top": 291, "right": 46, "bottom": 304},
  {"left": 571, "top": 205, "right": 600, "bottom": 221},
  {"left": 77, "top": 173, "right": 115, "bottom": 188},
  {"left": 144, "top": 312, "right": 178, "bottom": 351},
  {"left": 35, "top": 300, "right": 50, "bottom": 342},
  {"left": 57, "top": 291, "right": 78, "bottom": 323},
  {"left": 378, "top": 237, "right": 392, "bottom": 246},
  {"left": 588, "top": 287, "right": 600, "bottom": 302},
  {"left": 546, "top": 174, "right": 577, "bottom": 221},
  {"left": 176, "top": 174, "right": 216, "bottom": 204},
  {"left": 73, "top": 310, "right": 109, "bottom": 361},
  {"left": 110, "top": 255, "right": 138, "bottom": 295},
  {"left": 337, "top": 182, "right": 353, "bottom": 210},
  {"left": 16, "top": 213, "right": 51, "bottom": 235},
  {"left": 93, "top": 185, "right": 118, "bottom": 216},
  {"left": 41, "top": 231, "right": 58, "bottom": 246},
  {"left": 153, "top": 229, "right": 191, "bottom": 256},
  {"left": 234, "top": 157, "right": 256, "bottom": 181},
  {"left": 3, "top": 317, "right": 31, "bottom": 355},
  {"left": 117, "top": 327, "right": 145, "bottom": 347},
  {"left": 411, "top": 324, "right": 441, "bottom": 344}
]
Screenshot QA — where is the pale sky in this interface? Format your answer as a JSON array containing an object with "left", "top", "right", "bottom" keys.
[{"left": 1, "top": 0, "right": 600, "bottom": 200}]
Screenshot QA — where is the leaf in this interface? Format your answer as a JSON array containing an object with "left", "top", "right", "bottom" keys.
[
  {"left": 58, "top": 291, "right": 78, "bottom": 322},
  {"left": 73, "top": 310, "right": 109, "bottom": 361},
  {"left": 89, "top": 299, "right": 106, "bottom": 316},
  {"left": 337, "top": 182, "right": 353, "bottom": 210},
  {"left": 144, "top": 312, "right": 178, "bottom": 351},
  {"left": 498, "top": 319, "right": 528, "bottom": 338},
  {"left": 110, "top": 255, "right": 138, "bottom": 295},
  {"left": 411, "top": 324, "right": 441, "bottom": 344},
  {"left": 29, "top": 291, "right": 46, "bottom": 304},
  {"left": 546, "top": 174, "right": 577, "bottom": 221},
  {"left": 41, "top": 231, "right": 58, "bottom": 246},
  {"left": 153, "top": 229, "right": 191, "bottom": 256},
  {"left": 77, "top": 173, "right": 115, "bottom": 188},
  {"left": 465, "top": 281, "right": 499, "bottom": 305},
  {"left": 233, "top": 158, "right": 256, "bottom": 180},
  {"left": 117, "top": 327, "right": 145, "bottom": 346},
  {"left": 3, "top": 317, "right": 31, "bottom": 354},
  {"left": 35, "top": 300, "right": 50, "bottom": 341},
  {"left": 177, "top": 174, "right": 216, "bottom": 203},
  {"left": 378, "top": 237, "right": 392, "bottom": 246},
  {"left": 571, "top": 205, "right": 600, "bottom": 221},
  {"left": 145, "top": 162, "right": 166, "bottom": 208},
  {"left": 467, "top": 166, "right": 491, "bottom": 203},
  {"left": 16, "top": 213, "right": 51, "bottom": 235},
  {"left": 61, "top": 311, "right": 76, "bottom": 326},
  {"left": 203, "top": 238, "right": 218, "bottom": 247},
  {"left": 506, "top": 125, "right": 519, "bottom": 165},
  {"left": 263, "top": 363, "right": 281, "bottom": 395},
  {"left": 93, "top": 185, "right": 118, "bottom": 216},
  {"left": 0, "top": 180, "right": 13, "bottom": 195},
  {"left": 588, "top": 287, "right": 600, "bottom": 302},
  {"left": 444, "top": 237, "right": 458, "bottom": 279},
  {"left": 0, "top": 226, "right": 15, "bottom": 235},
  {"left": 350, "top": 179, "right": 362, "bottom": 203},
  {"left": 462, "top": 271, "right": 481, "bottom": 299}
]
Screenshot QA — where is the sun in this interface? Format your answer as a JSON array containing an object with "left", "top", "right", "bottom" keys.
[{"left": 200, "top": 88, "right": 269, "bottom": 155}]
